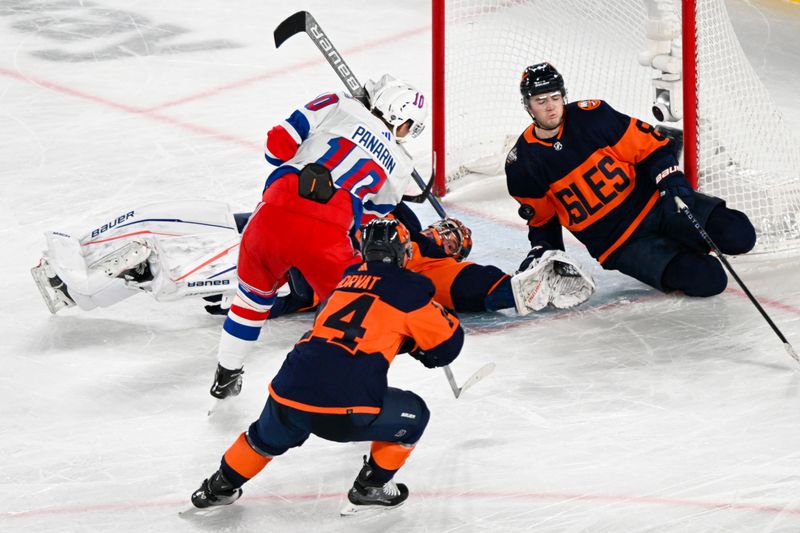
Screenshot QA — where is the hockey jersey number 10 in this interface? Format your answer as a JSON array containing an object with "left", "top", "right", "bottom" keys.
[{"left": 262, "top": 92, "right": 416, "bottom": 222}]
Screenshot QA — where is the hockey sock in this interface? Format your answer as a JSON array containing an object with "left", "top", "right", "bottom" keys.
[
  {"left": 221, "top": 432, "right": 273, "bottom": 487},
  {"left": 367, "top": 442, "right": 415, "bottom": 483},
  {"left": 705, "top": 206, "right": 757, "bottom": 255},
  {"left": 662, "top": 252, "right": 727, "bottom": 296},
  {"left": 484, "top": 276, "right": 514, "bottom": 311}
]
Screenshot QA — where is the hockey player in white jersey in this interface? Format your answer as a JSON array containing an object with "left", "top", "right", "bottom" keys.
[{"left": 209, "top": 73, "right": 428, "bottom": 400}]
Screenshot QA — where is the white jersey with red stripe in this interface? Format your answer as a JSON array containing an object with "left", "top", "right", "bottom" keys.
[{"left": 263, "top": 91, "right": 416, "bottom": 220}]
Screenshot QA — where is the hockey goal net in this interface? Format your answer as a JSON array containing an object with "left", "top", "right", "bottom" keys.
[{"left": 433, "top": 0, "right": 800, "bottom": 254}]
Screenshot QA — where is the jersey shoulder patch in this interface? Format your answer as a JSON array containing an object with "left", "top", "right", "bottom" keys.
[
  {"left": 505, "top": 144, "right": 518, "bottom": 166},
  {"left": 576, "top": 99, "right": 602, "bottom": 111}
]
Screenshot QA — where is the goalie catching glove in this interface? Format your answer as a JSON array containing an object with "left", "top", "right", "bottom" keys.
[
  {"left": 421, "top": 218, "right": 473, "bottom": 261},
  {"left": 510, "top": 249, "right": 595, "bottom": 315}
]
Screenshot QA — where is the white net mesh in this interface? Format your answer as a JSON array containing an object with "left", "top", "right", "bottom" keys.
[
  {"left": 694, "top": 0, "right": 800, "bottom": 253},
  {"left": 444, "top": 0, "right": 654, "bottom": 180},
  {"left": 443, "top": 0, "right": 800, "bottom": 253}
]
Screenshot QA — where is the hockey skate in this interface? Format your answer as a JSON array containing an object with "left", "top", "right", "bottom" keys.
[
  {"left": 31, "top": 258, "right": 76, "bottom": 314},
  {"left": 120, "top": 260, "right": 154, "bottom": 285},
  {"left": 340, "top": 458, "right": 409, "bottom": 516},
  {"left": 88, "top": 239, "right": 151, "bottom": 279},
  {"left": 209, "top": 364, "right": 243, "bottom": 399},
  {"left": 191, "top": 470, "right": 242, "bottom": 509}
]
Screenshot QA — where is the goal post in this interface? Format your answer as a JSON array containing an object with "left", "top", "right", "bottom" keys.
[{"left": 432, "top": 0, "right": 800, "bottom": 253}]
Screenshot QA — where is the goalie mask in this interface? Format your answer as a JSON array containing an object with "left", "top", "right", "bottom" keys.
[
  {"left": 365, "top": 74, "right": 427, "bottom": 142},
  {"left": 361, "top": 218, "right": 413, "bottom": 268},
  {"left": 422, "top": 218, "right": 473, "bottom": 261}
]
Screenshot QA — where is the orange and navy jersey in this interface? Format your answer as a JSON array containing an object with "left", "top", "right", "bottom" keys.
[
  {"left": 391, "top": 203, "right": 508, "bottom": 311},
  {"left": 505, "top": 100, "right": 679, "bottom": 263},
  {"left": 408, "top": 235, "right": 507, "bottom": 312},
  {"left": 269, "top": 261, "right": 463, "bottom": 415}
]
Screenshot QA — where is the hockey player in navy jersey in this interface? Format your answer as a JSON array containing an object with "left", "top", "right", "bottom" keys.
[
  {"left": 506, "top": 62, "right": 756, "bottom": 297},
  {"left": 191, "top": 219, "right": 463, "bottom": 515},
  {"left": 210, "top": 74, "right": 428, "bottom": 400}
]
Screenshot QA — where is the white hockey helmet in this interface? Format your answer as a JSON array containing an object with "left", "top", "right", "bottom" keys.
[{"left": 365, "top": 74, "right": 427, "bottom": 142}]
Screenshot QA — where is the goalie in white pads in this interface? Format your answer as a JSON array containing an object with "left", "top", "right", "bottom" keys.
[
  {"left": 31, "top": 197, "right": 593, "bottom": 319},
  {"left": 31, "top": 200, "right": 242, "bottom": 314}
]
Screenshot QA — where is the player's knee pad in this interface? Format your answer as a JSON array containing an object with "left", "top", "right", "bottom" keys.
[
  {"left": 380, "top": 389, "right": 430, "bottom": 444},
  {"left": 706, "top": 206, "right": 756, "bottom": 255},
  {"left": 399, "top": 392, "right": 430, "bottom": 445},
  {"left": 662, "top": 253, "right": 727, "bottom": 297}
]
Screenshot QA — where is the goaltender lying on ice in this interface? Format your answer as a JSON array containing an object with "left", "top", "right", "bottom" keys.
[{"left": 31, "top": 200, "right": 595, "bottom": 317}]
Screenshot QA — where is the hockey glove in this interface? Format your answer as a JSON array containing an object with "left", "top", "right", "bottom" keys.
[
  {"left": 655, "top": 167, "right": 694, "bottom": 214},
  {"left": 511, "top": 250, "right": 595, "bottom": 315},
  {"left": 409, "top": 348, "right": 441, "bottom": 369},
  {"left": 517, "top": 245, "right": 550, "bottom": 274}
]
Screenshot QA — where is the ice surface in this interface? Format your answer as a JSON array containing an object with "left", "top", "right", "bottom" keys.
[{"left": 2, "top": 1, "right": 800, "bottom": 531}]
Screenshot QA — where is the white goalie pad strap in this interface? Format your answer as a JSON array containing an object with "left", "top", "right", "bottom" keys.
[
  {"left": 510, "top": 255, "right": 554, "bottom": 316},
  {"left": 544, "top": 250, "right": 595, "bottom": 309},
  {"left": 148, "top": 233, "right": 239, "bottom": 301},
  {"left": 88, "top": 240, "right": 152, "bottom": 278}
]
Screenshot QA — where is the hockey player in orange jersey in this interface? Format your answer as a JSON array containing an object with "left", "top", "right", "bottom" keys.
[
  {"left": 256, "top": 197, "right": 595, "bottom": 327},
  {"left": 191, "top": 218, "right": 464, "bottom": 515},
  {"left": 506, "top": 62, "right": 756, "bottom": 296}
]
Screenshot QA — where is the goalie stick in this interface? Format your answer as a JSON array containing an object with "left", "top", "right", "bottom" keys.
[
  {"left": 674, "top": 196, "right": 799, "bottom": 365},
  {"left": 274, "top": 11, "right": 493, "bottom": 397},
  {"left": 274, "top": 10, "right": 447, "bottom": 219}
]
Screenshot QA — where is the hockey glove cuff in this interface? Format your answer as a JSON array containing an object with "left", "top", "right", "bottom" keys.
[
  {"left": 655, "top": 167, "right": 694, "bottom": 214},
  {"left": 517, "top": 244, "right": 550, "bottom": 274}
]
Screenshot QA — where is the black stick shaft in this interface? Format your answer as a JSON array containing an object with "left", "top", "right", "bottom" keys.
[
  {"left": 274, "top": 11, "right": 446, "bottom": 218},
  {"left": 674, "top": 196, "right": 798, "bottom": 363}
]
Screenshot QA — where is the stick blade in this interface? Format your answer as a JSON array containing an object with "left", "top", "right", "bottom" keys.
[
  {"left": 785, "top": 343, "right": 800, "bottom": 365},
  {"left": 274, "top": 11, "right": 309, "bottom": 48},
  {"left": 457, "top": 362, "right": 496, "bottom": 397}
]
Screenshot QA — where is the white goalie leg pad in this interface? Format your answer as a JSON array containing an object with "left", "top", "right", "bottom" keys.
[
  {"left": 544, "top": 250, "right": 596, "bottom": 309},
  {"left": 510, "top": 257, "right": 554, "bottom": 316}
]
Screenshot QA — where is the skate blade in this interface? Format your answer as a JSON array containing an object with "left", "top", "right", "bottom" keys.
[
  {"left": 31, "top": 261, "right": 73, "bottom": 314},
  {"left": 207, "top": 398, "right": 224, "bottom": 416},
  {"left": 340, "top": 500, "right": 405, "bottom": 516},
  {"left": 207, "top": 396, "right": 236, "bottom": 416}
]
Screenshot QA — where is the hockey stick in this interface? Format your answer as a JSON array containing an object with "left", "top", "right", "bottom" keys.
[
  {"left": 443, "top": 362, "right": 496, "bottom": 399},
  {"left": 274, "top": 10, "right": 493, "bottom": 397},
  {"left": 674, "top": 196, "right": 799, "bottom": 364},
  {"left": 274, "top": 10, "right": 447, "bottom": 218}
]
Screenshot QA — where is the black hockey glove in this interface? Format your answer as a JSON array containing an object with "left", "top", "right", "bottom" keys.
[
  {"left": 655, "top": 167, "right": 695, "bottom": 214},
  {"left": 409, "top": 348, "right": 441, "bottom": 369},
  {"left": 517, "top": 245, "right": 549, "bottom": 273}
]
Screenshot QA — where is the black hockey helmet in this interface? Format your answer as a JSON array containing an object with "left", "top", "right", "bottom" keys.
[
  {"left": 520, "top": 62, "right": 566, "bottom": 99},
  {"left": 361, "top": 218, "right": 413, "bottom": 268}
]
